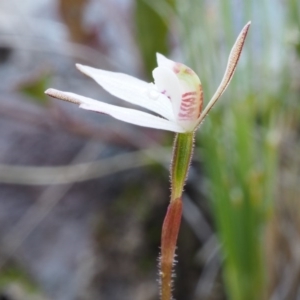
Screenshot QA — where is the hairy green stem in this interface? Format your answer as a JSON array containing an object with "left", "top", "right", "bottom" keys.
[
  {"left": 160, "top": 132, "right": 195, "bottom": 300},
  {"left": 171, "top": 132, "right": 195, "bottom": 201}
]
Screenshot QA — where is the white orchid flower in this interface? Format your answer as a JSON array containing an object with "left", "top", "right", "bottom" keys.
[{"left": 45, "top": 22, "right": 250, "bottom": 133}]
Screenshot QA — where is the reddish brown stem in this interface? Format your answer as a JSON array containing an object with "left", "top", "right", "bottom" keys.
[{"left": 160, "top": 197, "right": 182, "bottom": 300}]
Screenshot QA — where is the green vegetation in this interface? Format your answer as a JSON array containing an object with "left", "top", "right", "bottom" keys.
[{"left": 134, "top": 0, "right": 300, "bottom": 298}]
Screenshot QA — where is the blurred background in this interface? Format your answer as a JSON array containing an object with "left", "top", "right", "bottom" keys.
[{"left": 0, "top": 0, "right": 299, "bottom": 299}]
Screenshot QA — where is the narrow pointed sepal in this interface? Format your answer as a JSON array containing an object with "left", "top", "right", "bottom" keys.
[
  {"left": 196, "top": 21, "right": 251, "bottom": 126},
  {"left": 45, "top": 89, "right": 185, "bottom": 133},
  {"left": 76, "top": 64, "right": 175, "bottom": 120}
]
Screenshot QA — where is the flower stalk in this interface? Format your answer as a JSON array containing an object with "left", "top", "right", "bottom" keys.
[{"left": 160, "top": 132, "right": 195, "bottom": 300}]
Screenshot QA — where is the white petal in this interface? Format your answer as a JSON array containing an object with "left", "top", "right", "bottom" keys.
[
  {"left": 76, "top": 64, "right": 174, "bottom": 120},
  {"left": 156, "top": 53, "right": 176, "bottom": 69},
  {"left": 45, "top": 89, "right": 185, "bottom": 133},
  {"left": 152, "top": 66, "right": 182, "bottom": 117},
  {"left": 197, "top": 21, "right": 251, "bottom": 126}
]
